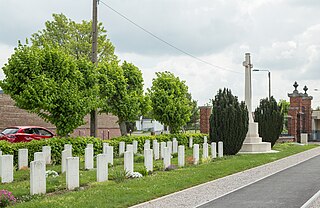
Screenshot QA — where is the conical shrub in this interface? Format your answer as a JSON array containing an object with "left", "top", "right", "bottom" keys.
[
  {"left": 209, "top": 88, "right": 249, "bottom": 155},
  {"left": 254, "top": 97, "right": 283, "bottom": 147}
]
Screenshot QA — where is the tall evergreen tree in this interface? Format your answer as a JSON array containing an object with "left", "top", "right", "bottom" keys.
[
  {"left": 209, "top": 88, "right": 248, "bottom": 155},
  {"left": 254, "top": 97, "right": 283, "bottom": 147}
]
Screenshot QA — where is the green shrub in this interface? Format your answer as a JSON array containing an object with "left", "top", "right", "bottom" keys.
[
  {"left": 209, "top": 88, "right": 249, "bottom": 155},
  {"left": 0, "top": 133, "right": 206, "bottom": 166},
  {"left": 254, "top": 97, "right": 284, "bottom": 147}
]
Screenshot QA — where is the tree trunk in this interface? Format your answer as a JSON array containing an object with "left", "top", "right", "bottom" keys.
[{"left": 119, "top": 121, "right": 127, "bottom": 136}]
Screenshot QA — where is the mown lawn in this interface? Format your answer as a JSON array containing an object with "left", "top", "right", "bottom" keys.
[{"left": 2, "top": 143, "right": 317, "bottom": 208}]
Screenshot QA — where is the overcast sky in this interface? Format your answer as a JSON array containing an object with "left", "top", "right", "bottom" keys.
[{"left": 1, "top": 0, "right": 320, "bottom": 109}]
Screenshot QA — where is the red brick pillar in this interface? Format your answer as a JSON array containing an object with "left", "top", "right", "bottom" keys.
[
  {"left": 288, "top": 82, "right": 313, "bottom": 142},
  {"left": 200, "top": 106, "right": 212, "bottom": 134}
]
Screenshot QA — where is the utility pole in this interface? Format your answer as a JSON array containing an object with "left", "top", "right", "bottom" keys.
[{"left": 90, "top": 0, "right": 98, "bottom": 137}]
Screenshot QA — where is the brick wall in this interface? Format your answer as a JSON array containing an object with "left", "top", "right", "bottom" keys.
[
  {"left": 0, "top": 93, "right": 121, "bottom": 139},
  {"left": 200, "top": 106, "right": 212, "bottom": 134}
]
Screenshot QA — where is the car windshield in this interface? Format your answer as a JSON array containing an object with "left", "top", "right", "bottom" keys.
[{"left": 1, "top": 128, "right": 19, "bottom": 135}]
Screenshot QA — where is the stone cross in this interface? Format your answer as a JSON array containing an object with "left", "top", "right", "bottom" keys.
[
  {"left": 96, "top": 154, "right": 108, "bottom": 182},
  {"left": 243, "top": 52, "right": 254, "bottom": 122},
  {"left": 66, "top": 157, "right": 79, "bottom": 190},
  {"left": 30, "top": 160, "right": 46, "bottom": 195},
  {"left": 18, "top": 149, "right": 28, "bottom": 169},
  {"left": 178, "top": 145, "right": 185, "bottom": 167}
]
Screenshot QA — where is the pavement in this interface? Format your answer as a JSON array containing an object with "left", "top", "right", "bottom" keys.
[{"left": 131, "top": 145, "right": 320, "bottom": 208}]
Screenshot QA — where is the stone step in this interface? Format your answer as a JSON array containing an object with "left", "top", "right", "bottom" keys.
[{"left": 240, "top": 142, "right": 272, "bottom": 153}]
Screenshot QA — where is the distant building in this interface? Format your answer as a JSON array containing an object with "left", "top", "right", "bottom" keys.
[
  {"left": 135, "top": 116, "right": 164, "bottom": 132},
  {"left": 0, "top": 91, "right": 121, "bottom": 139}
]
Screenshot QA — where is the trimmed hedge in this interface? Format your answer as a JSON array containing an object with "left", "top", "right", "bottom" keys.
[{"left": 0, "top": 133, "right": 206, "bottom": 166}]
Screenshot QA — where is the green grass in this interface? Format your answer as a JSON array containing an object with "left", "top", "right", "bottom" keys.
[{"left": 2, "top": 143, "right": 317, "bottom": 208}]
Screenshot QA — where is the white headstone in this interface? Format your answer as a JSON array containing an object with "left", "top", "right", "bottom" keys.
[
  {"left": 189, "top": 137, "right": 193, "bottom": 148},
  {"left": 85, "top": 147, "right": 94, "bottom": 170},
  {"left": 145, "top": 139, "right": 150, "bottom": 146},
  {"left": 218, "top": 141, "right": 223, "bottom": 158},
  {"left": 87, "top": 144, "right": 94, "bottom": 149},
  {"left": 154, "top": 142, "right": 160, "bottom": 160},
  {"left": 42, "top": 146, "right": 51, "bottom": 164},
  {"left": 152, "top": 140, "right": 157, "bottom": 150},
  {"left": 119, "top": 142, "right": 125, "bottom": 156},
  {"left": 144, "top": 141, "right": 150, "bottom": 150},
  {"left": 64, "top": 144, "right": 72, "bottom": 150},
  {"left": 301, "top": 133, "right": 308, "bottom": 145},
  {"left": 96, "top": 154, "right": 108, "bottom": 182},
  {"left": 124, "top": 151, "right": 134, "bottom": 175},
  {"left": 211, "top": 142, "right": 217, "bottom": 159},
  {"left": 202, "top": 143, "right": 209, "bottom": 159},
  {"left": 105, "top": 146, "right": 114, "bottom": 165},
  {"left": 127, "top": 144, "right": 134, "bottom": 153},
  {"left": 66, "top": 157, "right": 79, "bottom": 190},
  {"left": 193, "top": 144, "right": 199, "bottom": 165},
  {"left": 178, "top": 145, "right": 185, "bottom": 167},
  {"left": 34, "top": 152, "right": 45, "bottom": 162},
  {"left": 204, "top": 136, "right": 207, "bottom": 144},
  {"left": 173, "top": 138, "right": 177, "bottom": 142},
  {"left": 61, "top": 149, "right": 72, "bottom": 173},
  {"left": 102, "top": 143, "right": 109, "bottom": 154},
  {"left": 30, "top": 160, "right": 46, "bottom": 195},
  {"left": 163, "top": 147, "right": 171, "bottom": 169},
  {"left": 144, "top": 149, "right": 153, "bottom": 172},
  {"left": 1, "top": 155, "right": 13, "bottom": 183},
  {"left": 133, "top": 140, "right": 138, "bottom": 154},
  {"left": 172, "top": 140, "right": 178, "bottom": 154},
  {"left": 160, "top": 142, "right": 166, "bottom": 159},
  {"left": 167, "top": 141, "right": 172, "bottom": 155},
  {"left": 18, "top": 149, "right": 28, "bottom": 169}
]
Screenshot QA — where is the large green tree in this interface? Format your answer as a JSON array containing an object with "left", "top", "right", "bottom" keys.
[
  {"left": 148, "top": 71, "right": 192, "bottom": 133},
  {"left": 185, "top": 93, "right": 199, "bottom": 131},
  {"left": 31, "top": 13, "right": 117, "bottom": 62},
  {"left": 0, "top": 44, "right": 97, "bottom": 136},
  {"left": 99, "top": 61, "right": 149, "bottom": 135}
]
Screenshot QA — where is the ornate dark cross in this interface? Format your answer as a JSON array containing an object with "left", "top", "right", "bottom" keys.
[
  {"left": 303, "top": 85, "right": 308, "bottom": 94},
  {"left": 293, "top": 81, "right": 298, "bottom": 91}
]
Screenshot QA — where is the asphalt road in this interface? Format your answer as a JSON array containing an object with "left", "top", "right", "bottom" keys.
[{"left": 198, "top": 155, "right": 320, "bottom": 208}]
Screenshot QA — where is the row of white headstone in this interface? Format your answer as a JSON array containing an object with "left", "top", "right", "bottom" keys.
[{"left": 0, "top": 137, "right": 223, "bottom": 196}]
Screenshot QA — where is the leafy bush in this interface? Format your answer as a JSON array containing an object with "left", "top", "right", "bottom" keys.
[
  {"left": 0, "top": 133, "right": 206, "bottom": 166},
  {"left": 254, "top": 97, "right": 283, "bottom": 147},
  {"left": 0, "top": 190, "right": 16, "bottom": 207},
  {"left": 209, "top": 88, "right": 249, "bottom": 155}
]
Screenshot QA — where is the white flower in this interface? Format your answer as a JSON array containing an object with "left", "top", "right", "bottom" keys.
[
  {"left": 128, "top": 171, "right": 143, "bottom": 178},
  {"left": 46, "top": 170, "right": 59, "bottom": 178}
]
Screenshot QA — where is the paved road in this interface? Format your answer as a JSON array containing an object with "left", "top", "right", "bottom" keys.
[{"left": 198, "top": 155, "right": 320, "bottom": 208}]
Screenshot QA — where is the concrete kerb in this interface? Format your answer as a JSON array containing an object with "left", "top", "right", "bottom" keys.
[{"left": 131, "top": 146, "right": 320, "bottom": 208}]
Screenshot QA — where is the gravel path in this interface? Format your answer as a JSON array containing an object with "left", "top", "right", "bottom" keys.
[{"left": 131, "top": 146, "right": 320, "bottom": 208}]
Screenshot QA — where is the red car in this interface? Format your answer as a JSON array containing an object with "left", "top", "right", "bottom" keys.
[{"left": 0, "top": 126, "right": 55, "bottom": 143}]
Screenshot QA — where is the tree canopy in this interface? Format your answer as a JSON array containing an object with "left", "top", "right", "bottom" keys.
[
  {"left": 0, "top": 44, "right": 97, "bottom": 136},
  {"left": 148, "top": 71, "right": 192, "bottom": 133}
]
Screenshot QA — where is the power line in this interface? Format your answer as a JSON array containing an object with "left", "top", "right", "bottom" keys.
[{"left": 99, "top": 0, "right": 243, "bottom": 75}]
